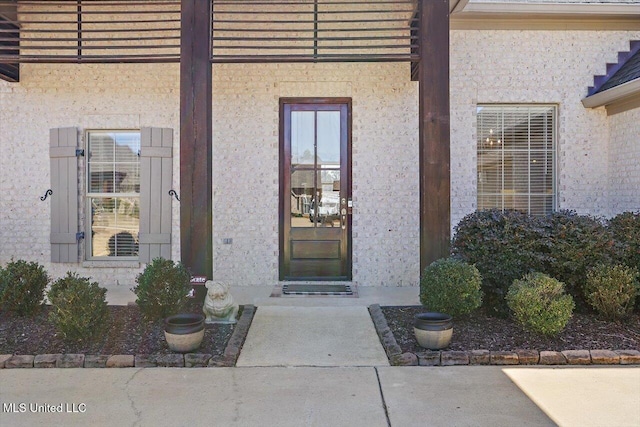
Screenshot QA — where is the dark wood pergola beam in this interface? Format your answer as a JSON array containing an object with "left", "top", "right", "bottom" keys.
[
  {"left": 180, "top": 0, "right": 212, "bottom": 279},
  {"left": 418, "top": 0, "right": 451, "bottom": 273}
]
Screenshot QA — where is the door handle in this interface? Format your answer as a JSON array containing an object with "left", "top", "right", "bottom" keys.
[{"left": 341, "top": 208, "right": 347, "bottom": 229}]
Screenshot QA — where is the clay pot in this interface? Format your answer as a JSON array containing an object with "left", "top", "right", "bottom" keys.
[
  {"left": 413, "top": 312, "right": 453, "bottom": 350},
  {"left": 164, "top": 313, "right": 205, "bottom": 353}
]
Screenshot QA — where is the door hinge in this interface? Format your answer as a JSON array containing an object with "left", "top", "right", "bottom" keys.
[
  {"left": 75, "top": 149, "right": 85, "bottom": 157},
  {"left": 76, "top": 232, "right": 85, "bottom": 241}
]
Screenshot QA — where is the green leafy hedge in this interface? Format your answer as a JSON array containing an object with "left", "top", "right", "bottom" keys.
[
  {"left": 48, "top": 272, "right": 109, "bottom": 343},
  {"left": 132, "top": 257, "right": 191, "bottom": 320},
  {"left": 506, "top": 273, "right": 574, "bottom": 336},
  {"left": 419, "top": 258, "right": 483, "bottom": 317},
  {"left": 0, "top": 260, "right": 49, "bottom": 316}
]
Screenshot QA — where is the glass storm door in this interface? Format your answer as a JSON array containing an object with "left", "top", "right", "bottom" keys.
[{"left": 280, "top": 99, "right": 352, "bottom": 280}]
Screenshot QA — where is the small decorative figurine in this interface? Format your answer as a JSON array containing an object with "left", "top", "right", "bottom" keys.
[{"left": 202, "top": 281, "right": 238, "bottom": 324}]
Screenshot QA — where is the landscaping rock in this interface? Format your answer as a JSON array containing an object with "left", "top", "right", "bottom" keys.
[
  {"left": 58, "top": 354, "right": 84, "bottom": 368},
  {"left": 135, "top": 355, "right": 158, "bottom": 368},
  {"left": 0, "top": 354, "right": 12, "bottom": 368},
  {"left": 490, "top": 351, "right": 518, "bottom": 365},
  {"left": 106, "top": 355, "right": 134, "bottom": 368},
  {"left": 469, "top": 350, "right": 490, "bottom": 365},
  {"left": 616, "top": 350, "right": 640, "bottom": 365},
  {"left": 185, "top": 353, "right": 212, "bottom": 367},
  {"left": 515, "top": 350, "right": 539, "bottom": 365},
  {"left": 34, "top": 354, "right": 60, "bottom": 368},
  {"left": 391, "top": 352, "right": 418, "bottom": 366},
  {"left": 156, "top": 354, "right": 184, "bottom": 367},
  {"left": 562, "top": 350, "right": 591, "bottom": 365},
  {"left": 417, "top": 351, "right": 440, "bottom": 366},
  {"left": 5, "top": 355, "right": 34, "bottom": 368},
  {"left": 441, "top": 351, "right": 469, "bottom": 366},
  {"left": 84, "top": 355, "right": 110, "bottom": 368},
  {"left": 590, "top": 350, "right": 620, "bottom": 365},
  {"left": 539, "top": 351, "right": 566, "bottom": 365}
]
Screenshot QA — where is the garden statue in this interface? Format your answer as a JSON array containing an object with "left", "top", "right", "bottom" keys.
[{"left": 202, "top": 281, "right": 238, "bottom": 324}]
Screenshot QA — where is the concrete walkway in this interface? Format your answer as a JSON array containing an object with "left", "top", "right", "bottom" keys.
[
  {"left": 2, "top": 366, "right": 639, "bottom": 426},
  {"left": 237, "top": 306, "right": 389, "bottom": 367}
]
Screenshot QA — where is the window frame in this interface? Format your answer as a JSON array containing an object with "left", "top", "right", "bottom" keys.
[
  {"left": 84, "top": 129, "right": 141, "bottom": 261},
  {"left": 476, "top": 104, "right": 558, "bottom": 216}
]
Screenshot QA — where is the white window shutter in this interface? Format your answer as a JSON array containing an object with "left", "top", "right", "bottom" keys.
[
  {"left": 139, "top": 127, "right": 173, "bottom": 263},
  {"left": 49, "top": 127, "right": 80, "bottom": 263}
]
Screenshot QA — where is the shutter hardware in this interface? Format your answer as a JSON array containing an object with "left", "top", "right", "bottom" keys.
[
  {"left": 76, "top": 232, "right": 85, "bottom": 241},
  {"left": 75, "top": 149, "right": 84, "bottom": 157},
  {"left": 40, "top": 189, "right": 53, "bottom": 201}
]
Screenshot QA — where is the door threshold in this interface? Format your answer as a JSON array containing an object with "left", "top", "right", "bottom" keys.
[{"left": 271, "top": 284, "right": 358, "bottom": 298}]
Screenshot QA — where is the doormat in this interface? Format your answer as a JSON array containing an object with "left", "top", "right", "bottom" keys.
[{"left": 279, "top": 284, "right": 355, "bottom": 296}]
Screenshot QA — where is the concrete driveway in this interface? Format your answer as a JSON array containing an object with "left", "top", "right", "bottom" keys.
[{"left": 2, "top": 366, "right": 638, "bottom": 427}]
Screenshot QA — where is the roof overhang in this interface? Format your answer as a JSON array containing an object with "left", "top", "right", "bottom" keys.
[
  {"left": 451, "top": 2, "right": 640, "bottom": 30},
  {"left": 582, "top": 78, "right": 640, "bottom": 115}
]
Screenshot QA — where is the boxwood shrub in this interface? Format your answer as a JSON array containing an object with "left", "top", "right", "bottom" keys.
[
  {"left": 0, "top": 259, "right": 49, "bottom": 316},
  {"left": 609, "top": 212, "right": 640, "bottom": 272},
  {"left": 584, "top": 264, "right": 639, "bottom": 321},
  {"left": 132, "top": 257, "right": 191, "bottom": 320},
  {"left": 48, "top": 272, "right": 109, "bottom": 343},
  {"left": 506, "top": 273, "right": 574, "bottom": 336},
  {"left": 419, "top": 258, "right": 483, "bottom": 317},
  {"left": 451, "top": 209, "right": 548, "bottom": 316}
]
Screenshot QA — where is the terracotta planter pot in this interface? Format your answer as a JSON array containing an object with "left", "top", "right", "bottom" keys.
[
  {"left": 164, "top": 313, "right": 205, "bottom": 353},
  {"left": 413, "top": 312, "right": 453, "bottom": 350}
]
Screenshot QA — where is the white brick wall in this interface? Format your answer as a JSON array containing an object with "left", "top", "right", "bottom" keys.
[
  {"left": 1, "top": 29, "right": 638, "bottom": 289},
  {"left": 450, "top": 30, "right": 640, "bottom": 227},
  {"left": 609, "top": 108, "right": 640, "bottom": 214}
]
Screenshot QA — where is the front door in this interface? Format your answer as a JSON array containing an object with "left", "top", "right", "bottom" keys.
[{"left": 280, "top": 98, "right": 352, "bottom": 280}]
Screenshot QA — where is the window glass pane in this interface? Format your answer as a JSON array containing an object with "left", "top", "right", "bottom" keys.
[
  {"left": 291, "top": 169, "right": 315, "bottom": 228},
  {"left": 88, "top": 131, "right": 140, "bottom": 194},
  {"left": 317, "top": 111, "right": 340, "bottom": 166},
  {"left": 291, "top": 111, "right": 315, "bottom": 166},
  {"left": 476, "top": 105, "right": 556, "bottom": 216},
  {"left": 90, "top": 196, "right": 139, "bottom": 257}
]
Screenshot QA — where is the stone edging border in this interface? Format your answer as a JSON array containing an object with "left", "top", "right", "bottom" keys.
[
  {"left": 0, "top": 305, "right": 256, "bottom": 369},
  {"left": 368, "top": 304, "right": 640, "bottom": 366}
]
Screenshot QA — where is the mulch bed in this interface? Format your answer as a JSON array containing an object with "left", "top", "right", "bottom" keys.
[
  {"left": 0, "top": 301, "right": 234, "bottom": 357},
  {"left": 382, "top": 306, "right": 640, "bottom": 353}
]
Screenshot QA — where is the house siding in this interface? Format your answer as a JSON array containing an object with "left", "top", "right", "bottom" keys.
[
  {"left": 1, "top": 29, "right": 639, "bottom": 288},
  {"left": 609, "top": 108, "right": 640, "bottom": 214}
]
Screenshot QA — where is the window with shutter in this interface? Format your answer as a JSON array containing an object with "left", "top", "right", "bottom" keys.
[
  {"left": 138, "top": 127, "right": 173, "bottom": 263},
  {"left": 49, "top": 127, "right": 80, "bottom": 263},
  {"left": 477, "top": 105, "right": 557, "bottom": 216},
  {"left": 86, "top": 131, "right": 141, "bottom": 259}
]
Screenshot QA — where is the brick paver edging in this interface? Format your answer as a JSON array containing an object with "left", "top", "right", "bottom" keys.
[
  {"left": 0, "top": 304, "right": 256, "bottom": 369},
  {"left": 368, "top": 304, "right": 640, "bottom": 366}
]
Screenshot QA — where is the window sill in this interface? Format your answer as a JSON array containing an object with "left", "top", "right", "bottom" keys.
[{"left": 82, "top": 260, "right": 141, "bottom": 269}]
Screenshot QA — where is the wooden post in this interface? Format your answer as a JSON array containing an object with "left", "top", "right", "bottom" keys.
[
  {"left": 180, "top": 0, "right": 213, "bottom": 279},
  {"left": 418, "top": 0, "right": 451, "bottom": 274}
]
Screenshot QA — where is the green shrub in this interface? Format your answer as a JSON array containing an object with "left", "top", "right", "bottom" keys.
[
  {"left": 0, "top": 260, "right": 49, "bottom": 316},
  {"left": 420, "top": 258, "right": 483, "bottom": 317},
  {"left": 584, "top": 264, "right": 639, "bottom": 321},
  {"left": 451, "top": 209, "right": 548, "bottom": 316},
  {"left": 544, "top": 211, "right": 614, "bottom": 305},
  {"left": 48, "top": 272, "right": 109, "bottom": 343},
  {"left": 506, "top": 273, "right": 575, "bottom": 336},
  {"left": 609, "top": 212, "right": 640, "bottom": 272},
  {"left": 132, "top": 257, "right": 191, "bottom": 320}
]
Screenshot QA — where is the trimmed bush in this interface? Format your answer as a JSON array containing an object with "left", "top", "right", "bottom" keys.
[
  {"left": 451, "top": 209, "right": 548, "bottom": 316},
  {"left": 609, "top": 212, "right": 640, "bottom": 272},
  {"left": 544, "top": 211, "right": 614, "bottom": 304},
  {"left": 132, "top": 257, "right": 191, "bottom": 320},
  {"left": 506, "top": 273, "right": 575, "bottom": 336},
  {"left": 0, "top": 260, "right": 49, "bottom": 316},
  {"left": 419, "top": 258, "right": 483, "bottom": 317},
  {"left": 584, "top": 264, "right": 639, "bottom": 321},
  {"left": 48, "top": 272, "right": 109, "bottom": 343}
]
